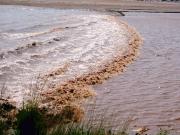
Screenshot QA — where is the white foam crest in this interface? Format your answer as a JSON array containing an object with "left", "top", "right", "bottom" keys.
[{"left": 0, "top": 7, "right": 131, "bottom": 107}]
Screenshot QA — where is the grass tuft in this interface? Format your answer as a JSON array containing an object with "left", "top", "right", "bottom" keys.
[
  {"left": 48, "top": 123, "right": 113, "bottom": 135},
  {"left": 15, "top": 101, "right": 46, "bottom": 135},
  {"left": 0, "top": 120, "right": 5, "bottom": 135},
  {"left": 0, "top": 101, "right": 172, "bottom": 135}
]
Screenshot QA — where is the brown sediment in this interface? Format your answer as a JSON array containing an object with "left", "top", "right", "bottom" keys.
[
  {"left": 0, "top": 98, "right": 17, "bottom": 128},
  {"left": 0, "top": 15, "right": 142, "bottom": 125},
  {"left": 42, "top": 63, "right": 70, "bottom": 79},
  {"left": 39, "top": 16, "right": 143, "bottom": 119}
]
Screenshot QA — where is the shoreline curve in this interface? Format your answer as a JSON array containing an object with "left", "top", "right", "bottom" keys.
[
  {"left": 0, "top": 12, "right": 142, "bottom": 124},
  {"left": 39, "top": 16, "right": 143, "bottom": 116}
]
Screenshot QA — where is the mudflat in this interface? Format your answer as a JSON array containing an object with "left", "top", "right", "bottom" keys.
[{"left": 1, "top": 0, "right": 180, "bottom": 12}]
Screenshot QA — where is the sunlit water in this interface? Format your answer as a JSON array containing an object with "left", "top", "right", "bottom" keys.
[
  {"left": 0, "top": 5, "right": 131, "bottom": 105},
  {"left": 92, "top": 12, "right": 180, "bottom": 134}
]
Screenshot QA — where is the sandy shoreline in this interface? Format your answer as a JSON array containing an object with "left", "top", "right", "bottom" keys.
[{"left": 1, "top": 0, "right": 180, "bottom": 13}]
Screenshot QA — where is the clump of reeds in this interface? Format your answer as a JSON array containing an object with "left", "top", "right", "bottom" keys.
[
  {"left": 48, "top": 123, "right": 126, "bottom": 135},
  {"left": 0, "top": 100, "right": 170, "bottom": 135},
  {"left": 14, "top": 101, "right": 47, "bottom": 135},
  {"left": 0, "top": 120, "right": 6, "bottom": 135}
]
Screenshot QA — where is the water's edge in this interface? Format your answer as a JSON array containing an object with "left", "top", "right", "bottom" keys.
[
  {"left": 39, "top": 17, "right": 142, "bottom": 114},
  {"left": 0, "top": 8, "right": 142, "bottom": 122}
]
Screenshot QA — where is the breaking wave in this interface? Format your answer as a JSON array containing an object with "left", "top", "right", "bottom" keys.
[{"left": 0, "top": 5, "right": 142, "bottom": 108}]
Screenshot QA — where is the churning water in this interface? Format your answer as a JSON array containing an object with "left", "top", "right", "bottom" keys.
[
  {"left": 1, "top": 5, "right": 180, "bottom": 133},
  {"left": 0, "top": 5, "right": 131, "bottom": 105}
]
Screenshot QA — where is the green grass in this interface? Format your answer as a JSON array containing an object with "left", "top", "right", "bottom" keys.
[
  {"left": 0, "top": 101, "right": 171, "bottom": 135},
  {"left": 48, "top": 123, "right": 128, "bottom": 135},
  {"left": 14, "top": 102, "right": 46, "bottom": 135},
  {"left": 0, "top": 120, "right": 5, "bottom": 135}
]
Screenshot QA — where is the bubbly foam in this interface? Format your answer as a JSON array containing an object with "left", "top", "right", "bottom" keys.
[{"left": 0, "top": 6, "right": 141, "bottom": 108}]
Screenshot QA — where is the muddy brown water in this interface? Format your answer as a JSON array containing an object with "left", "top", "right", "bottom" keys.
[
  {"left": 0, "top": 5, "right": 180, "bottom": 134},
  {"left": 0, "top": 6, "right": 137, "bottom": 107},
  {"left": 90, "top": 12, "right": 180, "bottom": 134}
]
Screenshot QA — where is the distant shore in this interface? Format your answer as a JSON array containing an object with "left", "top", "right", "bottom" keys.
[{"left": 1, "top": 0, "right": 180, "bottom": 13}]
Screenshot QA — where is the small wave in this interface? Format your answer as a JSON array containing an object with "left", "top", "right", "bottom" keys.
[
  {"left": 2, "top": 31, "right": 51, "bottom": 39},
  {"left": 0, "top": 6, "right": 142, "bottom": 109}
]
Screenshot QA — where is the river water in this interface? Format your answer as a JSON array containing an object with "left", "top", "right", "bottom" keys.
[
  {"left": 0, "top": 5, "right": 131, "bottom": 105},
  {"left": 92, "top": 12, "right": 180, "bottom": 134},
  {"left": 0, "top": 5, "right": 180, "bottom": 134}
]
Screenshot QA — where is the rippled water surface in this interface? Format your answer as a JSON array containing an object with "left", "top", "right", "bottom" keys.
[
  {"left": 0, "top": 5, "right": 131, "bottom": 105},
  {"left": 1, "top": 5, "right": 180, "bottom": 133},
  {"left": 92, "top": 12, "right": 180, "bottom": 133}
]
